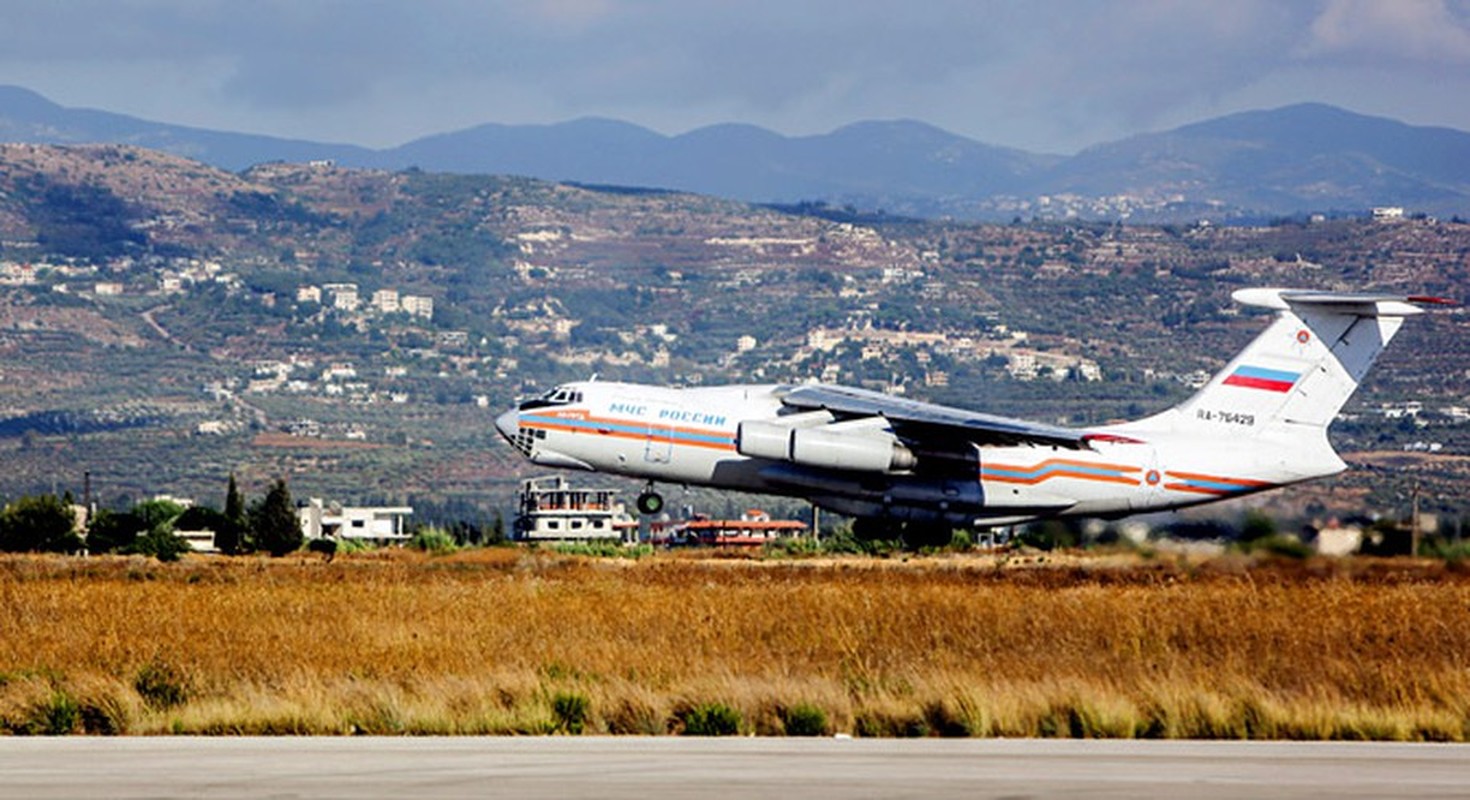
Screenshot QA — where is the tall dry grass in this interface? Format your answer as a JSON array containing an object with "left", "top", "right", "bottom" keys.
[{"left": 2, "top": 550, "right": 1469, "bottom": 738}]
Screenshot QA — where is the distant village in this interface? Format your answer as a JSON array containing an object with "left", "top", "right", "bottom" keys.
[{"left": 2, "top": 238, "right": 1463, "bottom": 457}]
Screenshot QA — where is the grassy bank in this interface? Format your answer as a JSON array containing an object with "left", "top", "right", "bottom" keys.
[{"left": 2, "top": 550, "right": 1469, "bottom": 738}]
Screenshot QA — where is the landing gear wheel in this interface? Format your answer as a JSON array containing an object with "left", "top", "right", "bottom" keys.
[
  {"left": 636, "top": 490, "right": 665, "bottom": 516},
  {"left": 901, "top": 524, "right": 954, "bottom": 550}
]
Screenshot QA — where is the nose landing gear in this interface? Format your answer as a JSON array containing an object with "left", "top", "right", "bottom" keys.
[{"left": 635, "top": 484, "right": 665, "bottom": 515}]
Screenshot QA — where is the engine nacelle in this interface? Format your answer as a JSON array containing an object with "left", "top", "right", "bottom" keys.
[
  {"left": 737, "top": 419, "right": 915, "bottom": 472},
  {"left": 735, "top": 420, "right": 792, "bottom": 461}
]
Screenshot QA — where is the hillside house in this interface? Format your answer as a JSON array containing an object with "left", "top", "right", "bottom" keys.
[
  {"left": 401, "top": 295, "right": 434, "bottom": 319},
  {"left": 371, "top": 289, "right": 400, "bottom": 313},
  {"left": 322, "top": 282, "right": 359, "bottom": 311}
]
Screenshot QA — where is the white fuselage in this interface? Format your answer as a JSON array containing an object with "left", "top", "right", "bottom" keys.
[
  {"left": 497, "top": 290, "right": 1434, "bottom": 528},
  {"left": 496, "top": 381, "right": 1338, "bottom": 527}
]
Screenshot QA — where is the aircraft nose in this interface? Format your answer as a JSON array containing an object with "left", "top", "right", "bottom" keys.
[{"left": 494, "top": 409, "right": 520, "bottom": 443}]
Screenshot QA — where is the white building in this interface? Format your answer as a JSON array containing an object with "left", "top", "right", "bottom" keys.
[
  {"left": 322, "top": 282, "right": 360, "bottom": 311},
  {"left": 401, "top": 295, "right": 434, "bottom": 319},
  {"left": 321, "top": 362, "right": 357, "bottom": 381},
  {"left": 1314, "top": 525, "right": 1363, "bottom": 556},
  {"left": 371, "top": 289, "right": 400, "bottom": 313},
  {"left": 515, "top": 476, "right": 637, "bottom": 543},
  {"left": 298, "top": 498, "right": 414, "bottom": 544}
]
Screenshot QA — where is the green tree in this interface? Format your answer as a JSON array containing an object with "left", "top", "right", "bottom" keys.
[
  {"left": 85, "top": 509, "right": 145, "bottom": 554},
  {"left": 217, "top": 473, "right": 247, "bottom": 555},
  {"left": 251, "top": 479, "right": 302, "bottom": 557},
  {"left": 132, "top": 498, "right": 185, "bottom": 533},
  {"left": 132, "top": 526, "right": 191, "bottom": 562},
  {"left": 125, "top": 499, "right": 189, "bottom": 562},
  {"left": 490, "top": 509, "right": 506, "bottom": 544},
  {"left": 0, "top": 494, "right": 83, "bottom": 553}
]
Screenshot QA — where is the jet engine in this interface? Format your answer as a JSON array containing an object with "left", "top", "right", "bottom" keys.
[{"left": 737, "top": 418, "right": 916, "bottom": 473}]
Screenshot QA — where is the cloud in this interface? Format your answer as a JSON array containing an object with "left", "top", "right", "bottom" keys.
[
  {"left": 1298, "top": 0, "right": 1470, "bottom": 63},
  {"left": 2, "top": 1, "right": 1469, "bottom": 153}
]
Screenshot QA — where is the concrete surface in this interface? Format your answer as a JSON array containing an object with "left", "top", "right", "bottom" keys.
[{"left": 3, "top": 737, "right": 1470, "bottom": 799}]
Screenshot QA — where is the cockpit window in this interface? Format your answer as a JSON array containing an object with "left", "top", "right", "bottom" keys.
[{"left": 518, "top": 386, "right": 584, "bottom": 410}]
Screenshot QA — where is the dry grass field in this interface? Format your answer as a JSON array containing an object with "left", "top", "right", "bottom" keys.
[{"left": 3, "top": 549, "right": 1470, "bottom": 739}]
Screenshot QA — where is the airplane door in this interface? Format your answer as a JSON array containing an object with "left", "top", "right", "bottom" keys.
[{"left": 644, "top": 424, "right": 673, "bottom": 464}]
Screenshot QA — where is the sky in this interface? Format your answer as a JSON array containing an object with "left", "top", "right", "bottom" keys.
[{"left": 1, "top": 0, "right": 1468, "bottom": 155}]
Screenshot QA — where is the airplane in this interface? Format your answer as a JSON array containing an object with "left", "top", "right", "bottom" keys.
[{"left": 496, "top": 288, "right": 1451, "bottom": 545}]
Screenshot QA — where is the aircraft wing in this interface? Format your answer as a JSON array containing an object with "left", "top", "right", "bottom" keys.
[{"left": 779, "top": 383, "right": 1089, "bottom": 450}]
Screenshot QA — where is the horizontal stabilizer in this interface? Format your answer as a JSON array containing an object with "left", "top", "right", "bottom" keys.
[{"left": 1232, "top": 288, "right": 1455, "bottom": 317}]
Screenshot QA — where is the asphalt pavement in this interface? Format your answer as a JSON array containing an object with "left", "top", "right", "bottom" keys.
[{"left": 3, "top": 737, "right": 1470, "bottom": 799}]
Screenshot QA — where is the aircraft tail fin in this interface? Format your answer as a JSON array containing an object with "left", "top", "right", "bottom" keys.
[{"left": 1133, "top": 289, "right": 1448, "bottom": 441}]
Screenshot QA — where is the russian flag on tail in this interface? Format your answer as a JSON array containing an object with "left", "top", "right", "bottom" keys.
[{"left": 1223, "top": 365, "right": 1299, "bottom": 393}]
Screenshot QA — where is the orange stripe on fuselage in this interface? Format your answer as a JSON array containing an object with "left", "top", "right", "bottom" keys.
[
  {"left": 1162, "top": 469, "right": 1274, "bottom": 495},
  {"left": 521, "top": 411, "right": 738, "bottom": 452},
  {"left": 981, "top": 458, "right": 1142, "bottom": 487}
]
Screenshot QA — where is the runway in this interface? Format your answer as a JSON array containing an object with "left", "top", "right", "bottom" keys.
[{"left": 4, "top": 737, "right": 1470, "bottom": 798}]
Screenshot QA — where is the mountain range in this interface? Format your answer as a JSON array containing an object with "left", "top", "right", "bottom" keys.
[{"left": 3, "top": 85, "right": 1469, "bottom": 222}]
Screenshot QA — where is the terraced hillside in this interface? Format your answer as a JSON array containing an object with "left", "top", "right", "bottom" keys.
[{"left": 0, "top": 144, "right": 1464, "bottom": 526}]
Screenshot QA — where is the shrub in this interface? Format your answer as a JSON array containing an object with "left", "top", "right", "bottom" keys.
[
  {"left": 408, "top": 526, "right": 458, "bottom": 554},
  {"left": 551, "top": 542, "right": 651, "bottom": 559},
  {"left": 551, "top": 691, "right": 590, "bottom": 735},
  {"left": 923, "top": 700, "right": 973, "bottom": 737},
  {"left": 605, "top": 698, "right": 664, "bottom": 735},
  {"left": 1427, "top": 539, "right": 1470, "bottom": 564},
  {"left": 779, "top": 703, "right": 829, "bottom": 736},
  {"left": 77, "top": 693, "right": 129, "bottom": 735},
  {"left": 677, "top": 701, "right": 742, "bottom": 736},
  {"left": 134, "top": 661, "right": 189, "bottom": 710},
  {"left": 131, "top": 527, "right": 191, "bottom": 562},
  {"left": 854, "top": 709, "right": 928, "bottom": 738},
  {"left": 29, "top": 691, "right": 81, "bottom": 735}
]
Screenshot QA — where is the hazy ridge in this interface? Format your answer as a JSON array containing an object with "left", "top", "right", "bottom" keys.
[{"left": 4, "top": 86, "right": 1469, "bottom": 222}]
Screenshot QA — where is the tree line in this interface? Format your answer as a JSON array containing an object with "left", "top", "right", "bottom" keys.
[{"left": 0, "top": 475, "right": 304, "bottom": 561}]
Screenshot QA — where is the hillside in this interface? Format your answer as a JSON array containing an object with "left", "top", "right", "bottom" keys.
[
  {"left": 0, "top": 144, "right": 1465, "bottom": 525},
  {"left": 5, "top": 86, "right": 1470, "bottom": 221}
]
